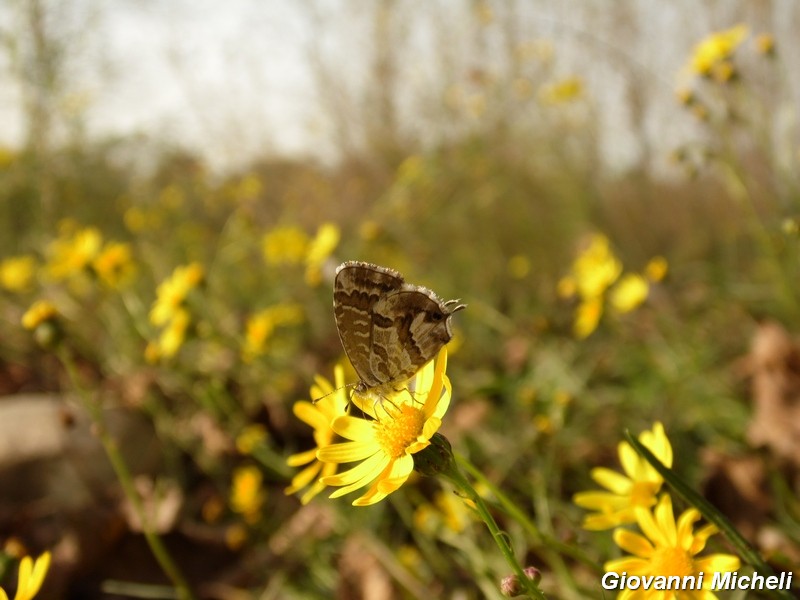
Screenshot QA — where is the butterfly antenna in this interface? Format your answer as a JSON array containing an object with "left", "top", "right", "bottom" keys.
[{"left": 311, "top": 381, "right": 357, "bottom": 404}]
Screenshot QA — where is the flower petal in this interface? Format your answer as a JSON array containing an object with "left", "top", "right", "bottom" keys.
[
  {"left": 317, "top": 440, "right": 378, "bottom": 463},
  {"left": 612, "top": 529, "right": 654, "bottom": 558}
]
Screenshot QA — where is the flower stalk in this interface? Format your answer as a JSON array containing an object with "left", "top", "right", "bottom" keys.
[{"left": 57, "top": 348, "right": 197, "bottom": 600}]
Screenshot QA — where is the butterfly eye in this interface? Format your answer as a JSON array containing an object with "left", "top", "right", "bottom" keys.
[{"left": 430, "top": 311, "right": 444, "bottom": 322}]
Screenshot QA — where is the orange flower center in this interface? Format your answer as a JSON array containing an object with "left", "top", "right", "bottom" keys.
[
  {"left": 376, "top": 404, "right": 425, "bottom": 459},
  {"left": 650, "top": 546, "right": 695, "bottom": 578}
]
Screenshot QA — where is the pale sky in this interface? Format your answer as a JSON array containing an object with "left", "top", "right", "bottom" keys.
[{"left": 1, "top": 0, "right": 797, "bottom": 174}]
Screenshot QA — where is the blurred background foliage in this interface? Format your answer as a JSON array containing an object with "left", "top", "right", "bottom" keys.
[{"left": 0, "top": 1, "right": 799, "bottom": 598}]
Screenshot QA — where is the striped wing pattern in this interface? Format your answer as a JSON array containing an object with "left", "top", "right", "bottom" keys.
[{"left": 333, "top": 261, "right": 465, "bottom": 392}]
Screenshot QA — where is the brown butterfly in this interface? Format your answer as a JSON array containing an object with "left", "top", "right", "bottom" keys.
[{"left": 333, "top": 261, "right": 465, "bottom": 395}]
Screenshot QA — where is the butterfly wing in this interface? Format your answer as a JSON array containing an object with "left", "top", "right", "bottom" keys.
[
  {"left": 371, "top": 287, "right": 464, "bottom": 385},
  {"left": 333, "top": 261, "right": 405, "bottom": 387}
]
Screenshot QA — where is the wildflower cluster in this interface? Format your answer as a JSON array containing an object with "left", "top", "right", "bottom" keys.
[
  {"left": 262, "top": 223, "right": 340, "bottom": 286},
  {"left": 574, "top": 424, "right": 741, "bottom": 599},
  {"left": 557, "top": 233, "right": 667, "bottom": 338},
  {"left": 676, "top": 24, "right": 777, "bottom": 124},
  {"left": 286, "top": 347, "right": 453, "bottom": 506},
  {"left": 46, "top": 224, "right": 135, "bottom": 290}
]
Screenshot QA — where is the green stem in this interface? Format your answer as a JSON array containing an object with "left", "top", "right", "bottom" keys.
[
  {"left": 443, "top": 465, "right": 546, "bottom": 599},
  {"left": 457, "top": 455, "right": 598, "bottom": 572},
  {"left": 58, "top": 349, "right": 197, "bottom": 600}
]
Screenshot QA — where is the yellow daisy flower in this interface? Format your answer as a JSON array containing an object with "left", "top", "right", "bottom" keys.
[
  {"left": 0, "top": 551, "right": 51, "bottom": 600},
  {"left": 574, "top": 297, "right": 603, "bottom": 339},
  {"left": 610, "top": 273, "right": 649, "bottom": 314},
  {"left": 688, "top": 24, "right": 748, "bottom": 77},
  {"left": 241, "top": 304, "right": 303, "bottom": 362},
  {"left": 572, "top": 234, "right": 623, "bottom": 299},
  {"left": 230, "top": 465, "right": 265, "bottom": 524},
  {"left": 604, "top": 494, "right": 740, "bottom": 600},
  {"left": 317, "top": 347, "right": 452, "bottom": 506},
  {"left": 92, "top": 241, "right": 136, "bottom": 289},
  {"left": 21, "top": 300, "right": 58, "bottom": 331},
  {"left": 149, "top": 262, "right": 204, "bottom": 326},
  {"left": 0, "top": 255, "right": 36, "bottom": 292},
  {"left": 285, "top": 363, "right": 349, "bottom": 504},
  {"left": 304, "top": 222, "right": 340, "bottom": 286},
  {"left": 262, "top": 225, "right": 308, "bottom": 266},
  {"left": 574, "top": 422, "right": 673, "bottom": 530},
  {"left": 47, "top": 226, "right": 103, "bottom": 280}
]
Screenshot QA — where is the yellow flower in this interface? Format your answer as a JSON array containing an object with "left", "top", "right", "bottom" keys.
[
  {"left": 574, "top": 297, "right": 603, "bottom": 339},
  {"left": 317, "top": 347, "right": 452, "bottom": 506},
  {"left": 0, "top": 551, "right": 51, "bottom": 600},
  {"left": 604, "top": 495, "right": 740, "bottom": 599},
  {"left": 155, "top": 309, "right": 191, "bottom": 358},
  {"left": 610, "top": 273, "right": 649, "bottom": 314},
  {"left": 285, "top": 363, "right": 349, "bottom": 504},
  {"left": 241, "top": 304, "right": 304, "bottom": 362},
  {"left": 230, "top": 465, "right": 265, "bottom": 524},
  {"left": 645, "top": 256, "right": 668, "bottom": 282},
  {"left": 236, "top": 424, "right": 268, "bottom": 455},
  {"left": 92, "top": 242, "right": 135, "bottom": 289},
  {"left": 0, "top": 256, "right": 36, "bottom": 292},
  {"left": 573, "top": 422, "right": 672, "bottom": 530},
  {"left": 540, "top": 76, "right": 584, "bottom": 104},
  {"left": 262, "top": 226, "right": 308, "bottom": 265},
  {"left": 21, "top": 300, "right": 58, "bottom": 331},
  {"left": 572, "top": 234, "right": 622, "bottom": 299},
  {"left": 688, "top": 24, "right": 749, "bottom": 76},
  {"left": 149, "top": 262, "right": 204, "bottom": 326},
  {"left": 304, "top": 223, "right": 340, "bottom": 286},
  {"left": 47, "top": 226, "right": 103, "bottom": 280}
]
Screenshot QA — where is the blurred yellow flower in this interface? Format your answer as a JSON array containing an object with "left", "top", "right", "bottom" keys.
[
  {"left": 230, "top": 465, "right": 265, "bottom": 524},
  {"left": 47, "top": 226, "right": 103, "bottom": 280},
  {"left": 609, "top": 273, "right": 649, "bottom": 314},
  {"left": 241, "top": 304, "right": 304, "bottom": 362},
  {"left": 572, "top": 234, "right": 622, "bottom": 299},
  {"left": 0, "top": 551, "right": 51, "bottom": 600},
  {"left": 21, "top": 300, "right": 58, "bottom": 331},
  {"left": 605, "top": 495, "right": 740, "bottom": 599},
  {"left": 574, "top": 297, "right": 603, "bottom": 339},
  {"left": 317, "top": 347, "right": 452, "bottom": 506},
  {"left": 0, "top": 255, "right": 36, "bottom": 292},
  {"left": 645, "top": 256, "right": 668, "bottom": 282},
  {"left": 155, "top": 308, "right": 191, "bottom": 358},
  {"left": 304, "top": 223, "right": 340, "bottom": 286},
  {"left": 573, "top": 422, "right": 672, "bottom": 530},
  {"left": 236, "top": 424, "right": 268, "bottom": 455},
  {"left": 149, "top": 262, "right": 204, "bottom": 326},
  {"left": 688, "top": 24, "right": 748, "bottom": 76},
  {"left": 262, "top": 226, "right": 309, "bottom": 265},
  {"left": 93, "top": 242, "right": 135, "bottom": 289},
  {"left": 285, "top": 363, "right": 349, "bottom": 505},
  {"left": 540, "top": 76, "right": 584, "bottom": 104}
]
